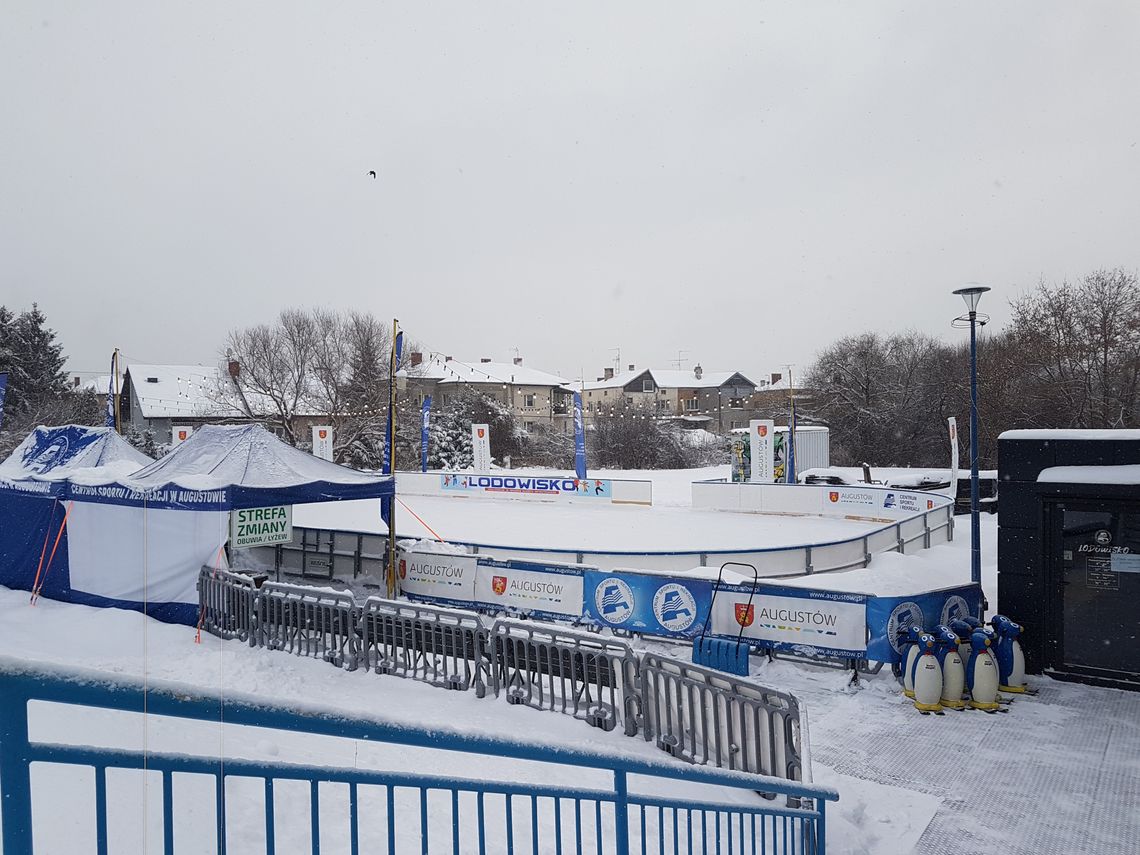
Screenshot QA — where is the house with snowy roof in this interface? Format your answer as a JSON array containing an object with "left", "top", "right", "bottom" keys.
[
  {"left": 119, "top": 364, "right": 254, "bottom": 444},
  {"left": 581, "top": 364, "right": 758, "bottom": 433},
  {"left": 402, "top": 354, "right": 575, "bottom": 432}
]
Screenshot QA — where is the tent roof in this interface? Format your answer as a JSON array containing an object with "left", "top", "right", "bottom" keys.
[
  {"left": 0, "top": 424, "right": 393, "bottom": 511},
  {"left": 0, "top": 425, "right": 151, "bottom": 482}
]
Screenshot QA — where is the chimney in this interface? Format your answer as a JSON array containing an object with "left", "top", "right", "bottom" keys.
[
  {"left": 770, "top": 372, "right": 782, "bottom": 385},
  {"left": 411, "top": 351, "right": 423, "bottom": 367},
  {"left": 694, "top": 364, "right": 703, "bottom": 380},
  {"left": 73, "top": 376, "right": 81, "bottom": 388},
  {"left": 604, "top": 367, "right": 614, "bottom": 380},
  {"left": 628, "top": 364, "right": 635, "bottom": 371},
  {"left": 445, "top": 355, "right": 452, "bottom": 362},
  {"left": 480, "top": 357, "right": 492, "bottom": 363},
  {"left": 228, "top": 359, "right": 241, "bottom": 378},
  {"left": 513, "top": 357, "right": 523, "bottom": 365}
]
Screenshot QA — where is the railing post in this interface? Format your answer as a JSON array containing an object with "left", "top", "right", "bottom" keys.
[
  {"left": 613, "top": 769, "right": 631, "bottom": 855},
  {"left": 0, "top": 680, "right": 34, "bottom": 855}
]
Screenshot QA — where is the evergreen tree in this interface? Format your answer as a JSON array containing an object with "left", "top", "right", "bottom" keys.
[{"left": 4, "top": 304, "right": 68, "bottom": 418}]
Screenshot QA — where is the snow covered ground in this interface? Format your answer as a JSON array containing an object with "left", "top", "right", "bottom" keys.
[{"left": 3, "top": 465, "right": 1137, "bottom": 854}]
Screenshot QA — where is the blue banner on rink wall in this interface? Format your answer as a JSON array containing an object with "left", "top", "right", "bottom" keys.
[
  {"left": 441, "top": 473, "right": 613, "bottom": 499},
  {"left": 864, "top": 583, "right": 985, "bottom": 664},
  {"left": 583, "top": 570, "right": 712, "bottom": 638}
]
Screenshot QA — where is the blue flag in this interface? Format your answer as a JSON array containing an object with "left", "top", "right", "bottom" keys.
[
  {"left": 394, "top": 331, "right": 404, "bottom": 370},
  {"left": 420, "top": 396, "right": 432, "bottom": 473},
  {"left": 573, "top": 391, "right": 587, "bottom": 480},
  {"left": 786, "top": 405, "right": 797, "bottom": 484},
  {"left": 0, "top": 372, "right": 7, "bottom": 432},
  {"left": 105, "top": 355, "right": 117, "bottom": 428}
]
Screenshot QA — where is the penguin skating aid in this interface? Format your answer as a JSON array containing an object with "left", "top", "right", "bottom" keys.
[
  {"left": 933, "top": 624, "right": 966, "bottom": 710},
  {"left": 966, "top": 628, "right": 1003, "bottom": 712},
  {"left": 990, "top": 614, "right": 1031, "bottom": 694},
  {"left": 910, "top": 632, "right": 945, "bottom": 714},
  {"left": 899, "top": 624, "right": 924, "bottom": 699}
]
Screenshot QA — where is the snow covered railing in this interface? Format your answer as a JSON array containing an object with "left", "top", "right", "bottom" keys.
[
  {"left": 0, "top": 659, "right": 836, "bottom": 855},
  {"left": 257, "top": 581, "right": 361, "bottom": 670},
  {"left": 639, "top": 654, "right": 808, "bottom": 793},
  {"left": 359, "top": 597, "right": 489, "bottom": 696},
  {"left": 489, "top": 619, "right": 642, "bottom": 735},
  {"left": 196, "top": 566, "right": 259, "bottom": 644}
]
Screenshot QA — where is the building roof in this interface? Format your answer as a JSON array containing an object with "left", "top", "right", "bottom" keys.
[
  {"left": 125, "top": 364, "right": 245, "bottom": 420},
  {"left": 583, "top": 368, "right": 755, "bottom": 392},
  {"left": 408, "top": 358, "right": 571, "bottom": 388}
]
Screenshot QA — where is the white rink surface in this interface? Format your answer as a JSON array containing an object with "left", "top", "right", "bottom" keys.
[
  {"left": 295, "top": 466, "right": 879, "bottom": 552},
  {"left": 297, "top": 494, "right": 879, "bottom": 552}
]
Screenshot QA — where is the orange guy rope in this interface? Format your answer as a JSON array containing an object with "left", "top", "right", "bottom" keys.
[
  {"left": 31, "top": 501, "right": 73, "bottom": 605},
  {"left": 396, "top": 496, "right": 447, "bottom": 543}
]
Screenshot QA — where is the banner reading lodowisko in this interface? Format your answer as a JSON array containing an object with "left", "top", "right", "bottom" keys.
[
  {"left": 441, "top": 473, "right": 613, "bottom": 500},
  {"left": 473, "top": 558, "right": 584, "bottom": 617},
  {"left": 709, "top": 582, "right": 868, "bottom": 658}
]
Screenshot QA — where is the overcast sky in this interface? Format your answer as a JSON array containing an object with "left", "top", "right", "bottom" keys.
[{"left": 3, "top": 2, "right": 1139, "bottom": 384}]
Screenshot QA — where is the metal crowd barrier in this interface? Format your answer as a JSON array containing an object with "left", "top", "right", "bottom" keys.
[
  {"left": 257, "top": 582, "right": 361, "bottom": 670},
  {"left": 489, "top": 619, "right": 641, "bottom": 735},
  {"left": 196, "top": 571, "right": 816, "bottom": 796},
  {"left": 639, "top": 653, "right": 807, "bottom": 788},
  {"left": 196, "top": 566, "right": 260, "bottom": 644},
  {"left": 359, "top": 597, "right": 489, "bottom": 696}
]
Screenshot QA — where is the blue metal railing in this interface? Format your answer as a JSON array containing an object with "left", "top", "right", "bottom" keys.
[{"left": 0, "top": 659, "right": 836, "bottom": 854}]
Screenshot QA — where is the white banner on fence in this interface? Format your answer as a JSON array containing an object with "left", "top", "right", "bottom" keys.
[
  {"left": 312, "top": 425, "right": 334, "bottom": 461},
  {"left": 710, "top": 591, "right": 867, "bottom": 653},
  {"left": 474, "top": 564, "right": 583, "bottom": 616},
  {"left": 171, "top": 426, "right": 194, "bottom": 446},
  {"left": 749, "top": 420, "right": 774, "bottom": 483},
  {"left": 398, "top": 550, "right": 478, "bottom": 601},
  {"left": 471, "top": 423, "right": 491, "bottom": 471}
]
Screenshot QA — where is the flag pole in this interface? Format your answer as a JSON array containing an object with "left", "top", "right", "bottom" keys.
[
  {"left": 112, "top": 348, "right": 122, "bottom": 434},
  {"left": 785, "top": 364, "right": 797, "bottom": 484},
  {"left": 386, "top": 319, "right": 399, "bottom": 598}
]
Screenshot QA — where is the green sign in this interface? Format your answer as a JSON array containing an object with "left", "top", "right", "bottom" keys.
[{"left": 230, "top": 505, "right": 293, "bottom": 548}]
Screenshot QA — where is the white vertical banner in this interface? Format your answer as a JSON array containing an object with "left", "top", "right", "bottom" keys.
[
  {"left": 749, "top": 419, "right": 774, "bottom": 483},
  {"left": 312, "top": 425, "right": 334, "bottom": 461},
  {"left": 947, "top": 417, "right": 960, "bottom": 499},
  {"left": 471, "top": 423, "right": 492, "bottom": 471},
  {"left": 171, "top": 426, "right": 193, "bottom": 446}
]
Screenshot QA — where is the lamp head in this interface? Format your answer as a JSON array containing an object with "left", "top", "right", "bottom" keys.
[{"left": 953, "top": 285, "right": 990, "bottom": 313}]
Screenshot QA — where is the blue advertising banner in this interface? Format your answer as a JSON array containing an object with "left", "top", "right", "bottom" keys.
[
  {"left": 441, "top": 473, "right": 613, "bottom": 500},
  {"left": 583, "top": 569, "right": 711, "bottom": 638},
  {"left": 420, "top": 396, "right": 432, "bottom": 473},
  {"left": 573, "top": 391, "right": 587, "bottom": 481},
  {"left": 864, "top": 583, "right": 984, "bottom": 664},
  {"left": 0, "top": 371, "right": 7, "bottom": 432}
]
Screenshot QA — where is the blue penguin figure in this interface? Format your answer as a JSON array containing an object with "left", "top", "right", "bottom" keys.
[
  {"left": 899, "top": 624, "right": 925, "bottom": 698},
  {"left": 966, "top": 627, "right": 1001, "bottom": 711},
  {"left": 933, "top": 625, "right": 966, "bottom": 709},
  {"left": 990, "top": 614, "right": 1027, "bottom": 693},
  {"left": 909, "top": 632, "right": 944, "bottom": 713},
  {"left": 949, "top": 618, "right": 976, "bottom": 663}
]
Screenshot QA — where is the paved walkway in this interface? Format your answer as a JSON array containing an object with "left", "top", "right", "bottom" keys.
[{"left": 797, "top": 666, "right": 1140, "bottom": 854}]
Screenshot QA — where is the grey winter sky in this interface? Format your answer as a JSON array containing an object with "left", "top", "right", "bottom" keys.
[{"left": 3, "top": 2, "right": 1139, "bottom": 384}]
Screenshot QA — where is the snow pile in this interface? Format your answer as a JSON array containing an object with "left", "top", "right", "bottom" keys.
[{"left": 1037, "top": 464, "right": 1140, "bottom": 485}]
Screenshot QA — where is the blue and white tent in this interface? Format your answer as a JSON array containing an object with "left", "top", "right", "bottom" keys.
[{"left": 0, "top": 424, "right": 394, "bottom": 624}]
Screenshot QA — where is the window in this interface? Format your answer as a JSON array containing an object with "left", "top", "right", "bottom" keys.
[
  {"left": 685, "top": 397, "right": 698, "bottom": 412},
  {"left": 642, "top": 377, "right": 654, "bottom": 393},
  {"left": 524, "top": 393, "right": 536, "bottom": 408},
  {"left": 524, "top": 421, "right": 536, "bottom": 431}
]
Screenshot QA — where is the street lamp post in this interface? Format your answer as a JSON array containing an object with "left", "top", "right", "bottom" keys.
[{"left": 952, "top": 285, "right": 990, "bottom": 588}]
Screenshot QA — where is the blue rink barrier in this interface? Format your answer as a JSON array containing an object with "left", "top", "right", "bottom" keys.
[
  {"left": 0, "top": 659, "right": 836, "bottom": 855},
  {"left": 398, "top": 549, "right": 983, "bottom": 665}
]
